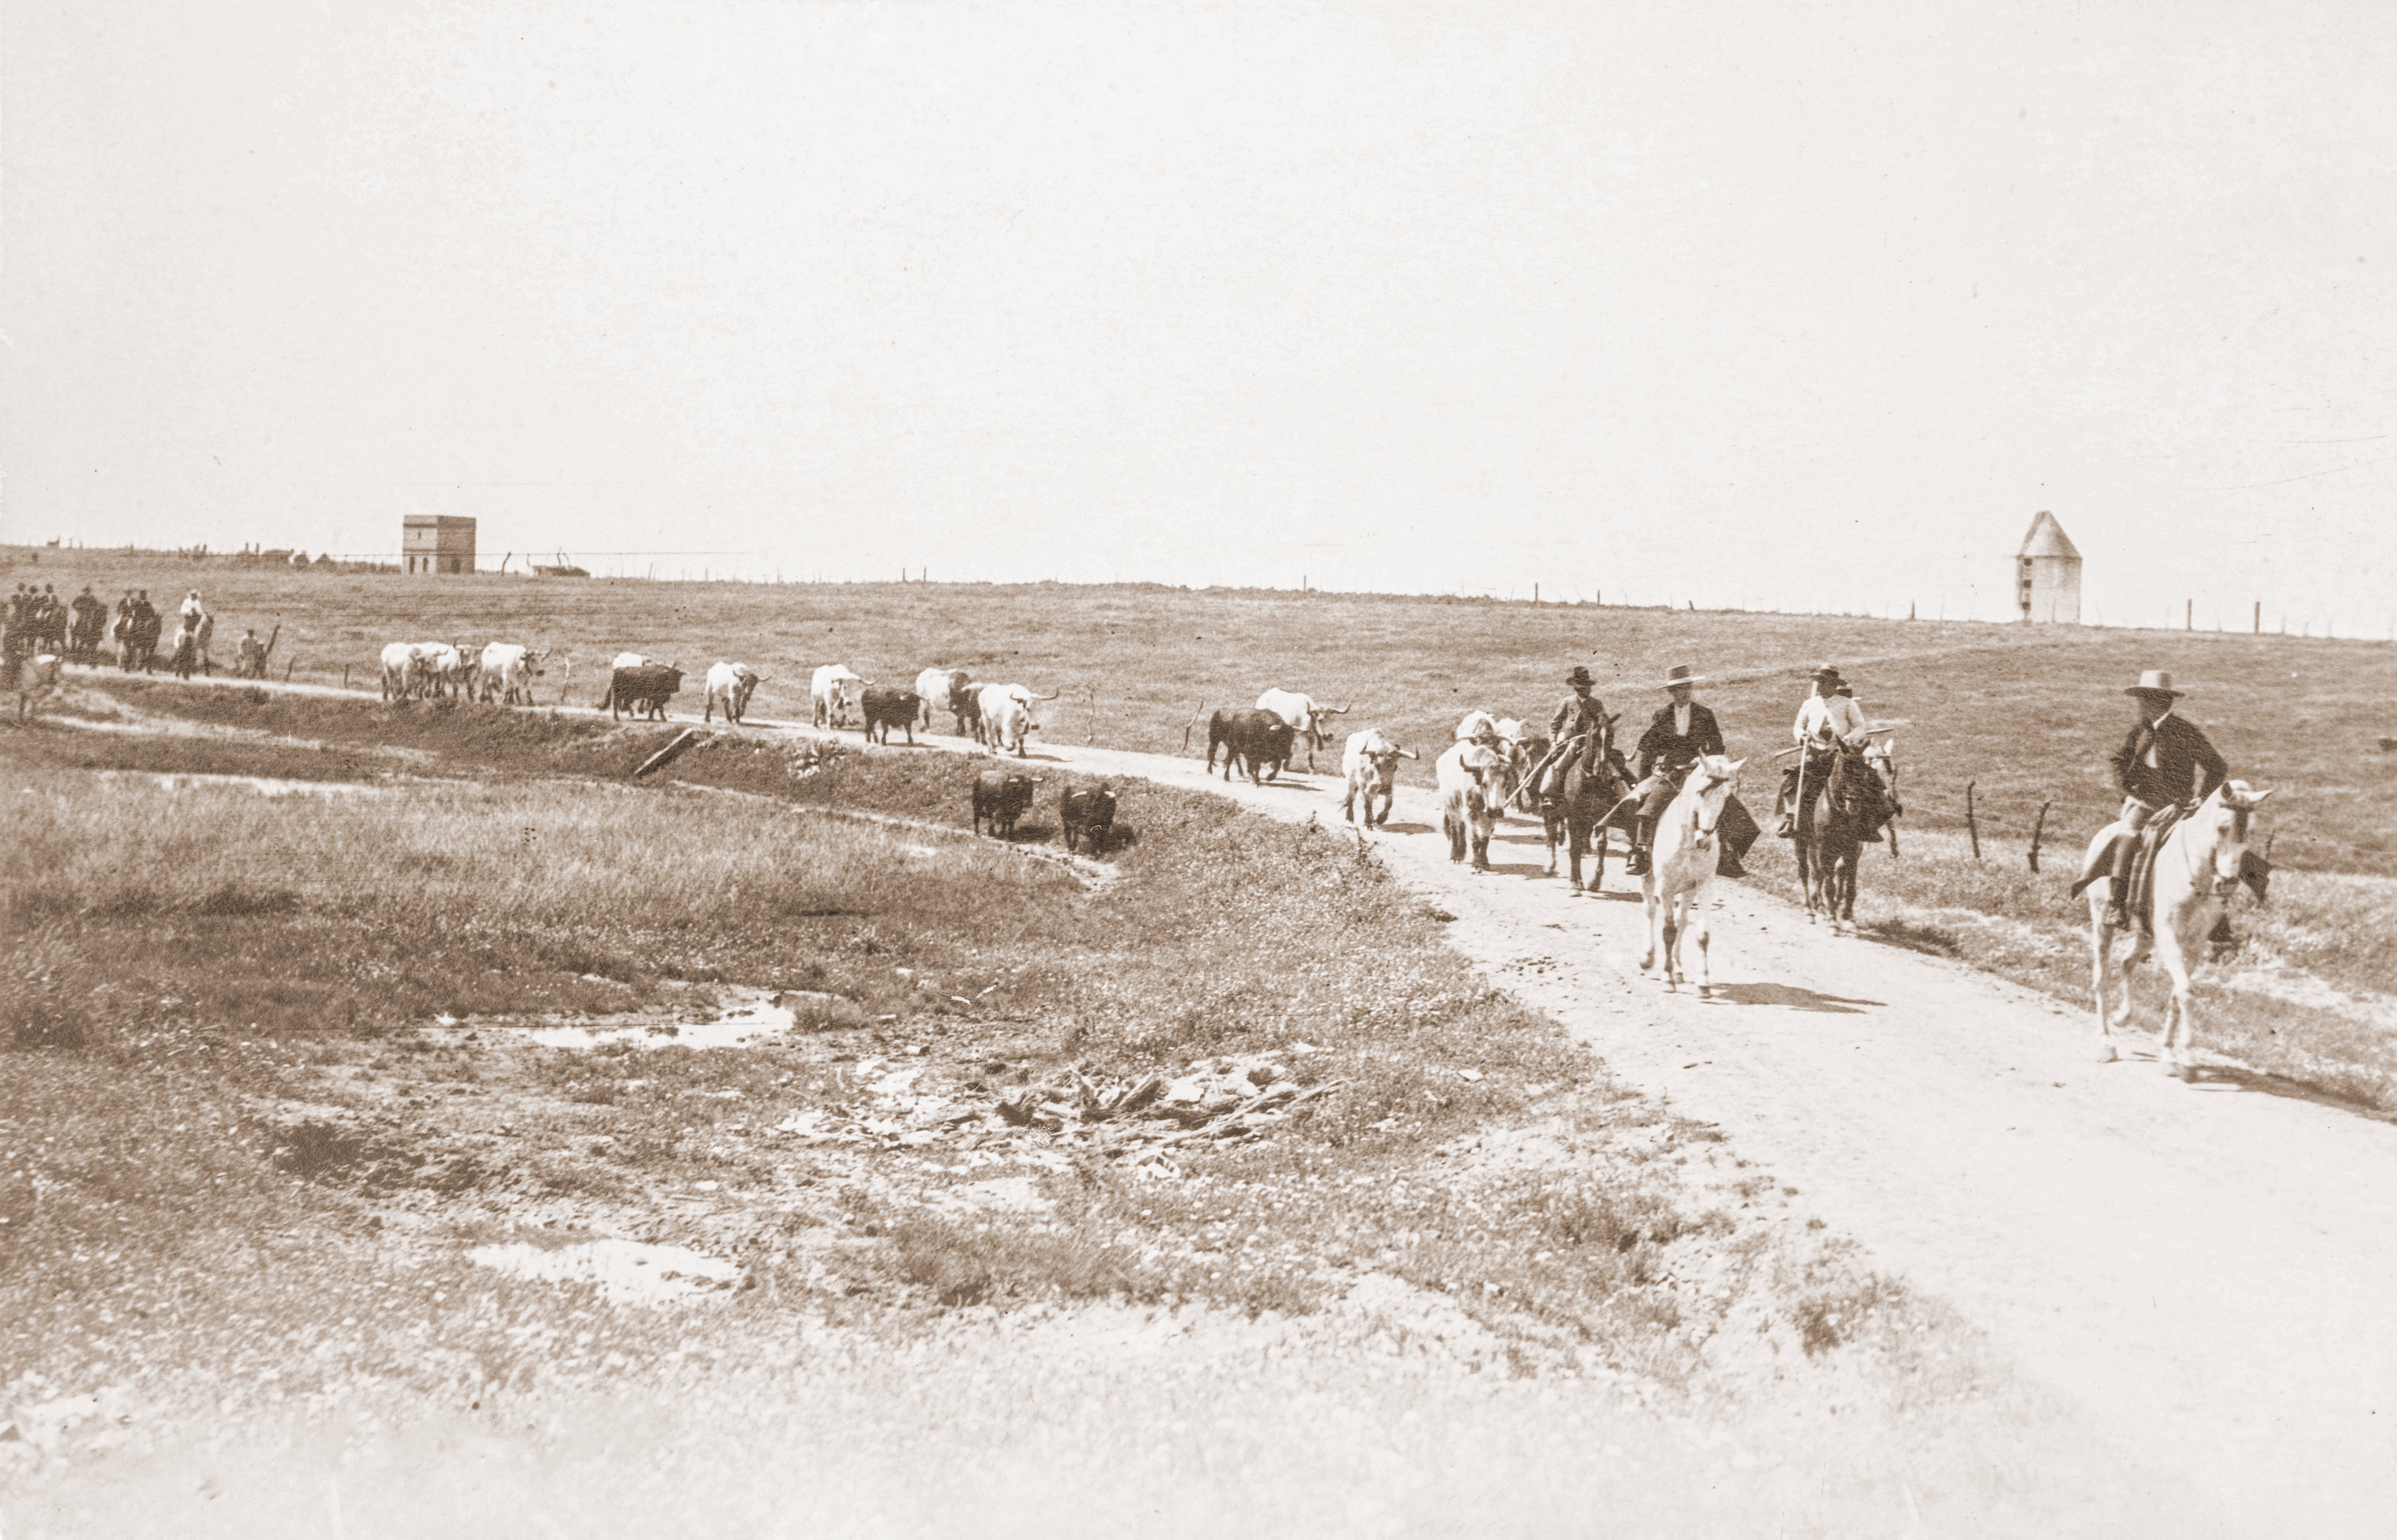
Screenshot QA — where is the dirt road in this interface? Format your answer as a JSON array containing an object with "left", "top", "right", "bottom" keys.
[
  {"left": 950, "top": 730, "right": 2397, "bottom": 1535},
  {"left": 68, "top": 677, "right": 2397, "bottom": 1528}
]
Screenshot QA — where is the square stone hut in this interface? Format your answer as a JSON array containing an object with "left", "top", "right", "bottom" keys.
[{"left": 403, "top": 515, "right": 477, "bottom": 576}]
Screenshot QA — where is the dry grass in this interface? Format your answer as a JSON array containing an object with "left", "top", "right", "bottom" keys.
[
  {"left": 1744, "top": 824, "right": 2397, "bottom": 1110},
  {"left": 0, "top": 691, "right": 2189, "bottom": 1534},
  {"left": 21, "top": 541, "right": 2394, "bottom": 884}
]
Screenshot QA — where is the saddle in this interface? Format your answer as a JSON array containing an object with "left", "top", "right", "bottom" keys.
[{"left": 2070, "top": 804, "right": 2188, "bottom": 935}]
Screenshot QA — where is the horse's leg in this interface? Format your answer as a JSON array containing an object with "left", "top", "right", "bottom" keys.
[
  {"left": 1641, "top": 875, "right": 1660, "bottom": 973},
  {"left": 1543, "top": 810, "right": 1561, "bottom": 878},
  {"left": 1795, "top": 835, "right": 1817, "bottom": 923},
  {"left": 2156, "top": 925, "right": 2197, "bottom": 1079},
  {"left": 2086, "top": 899, "right": 2121, "bottom": 1062},
  {"left": 1660, "top": 900, "right": 1680, "bottom": 991},
  {"left": 1582, "top": 814, "right": 1602, "bottom": 896},
  {"left": 1688, "top": 886, "right": 1713, "bottom": 996}
]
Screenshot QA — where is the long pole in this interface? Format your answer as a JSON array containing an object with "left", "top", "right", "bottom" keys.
[
  {"left": 2027, "top": 799, "right": 2051, "bottom": 872},
  {"left": 1966, "top": 780, "right": 1981, "bottom": 861}
]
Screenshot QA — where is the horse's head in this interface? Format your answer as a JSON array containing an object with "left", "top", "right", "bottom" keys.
[
  {"left": 1687, "top": 754, "right": 1745, "bottom": 834},
  {"left": 2196, "top": 781, "right": 2274, "bottom": 893}
]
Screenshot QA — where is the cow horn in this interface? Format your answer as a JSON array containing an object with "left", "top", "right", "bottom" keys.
[
  {"left": 1034, "top": 690, "right": 1059, "bottom": 701},
  {"left": 1397, "top": 748, "right": 1419, "bottom": 760},
  {"left": 1331, "top": 702, "right": 1352, "bottom": 715}
]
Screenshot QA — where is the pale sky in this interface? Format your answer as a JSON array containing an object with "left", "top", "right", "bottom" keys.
[{"left": 6, "top": 1, "right": 2395, "bottom": 631}]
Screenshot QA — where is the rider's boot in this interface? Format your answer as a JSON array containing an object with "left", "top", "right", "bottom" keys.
[
  {"left": 2104, "top": 835, "right": 2136, "bottom": 929},
  {"left": 1625, "top": 817, "right": 1653, "bottom": 876}
]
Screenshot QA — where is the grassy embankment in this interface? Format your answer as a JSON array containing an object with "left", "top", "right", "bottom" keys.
[
  {"left": 23, "top": 545, "right": 2397, "bottom": 1108},
  {"left": 12, "top": 541, "right": 2391, "bottom": 877},
  {"left": 0, "top": 684, "right": 2138, "bottom": 1535}
]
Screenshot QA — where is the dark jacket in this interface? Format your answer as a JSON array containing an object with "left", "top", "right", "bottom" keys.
[
  {"left": 1548, "top": 691, "right": 1610, "bottom": 744},
  {"left": 1635, "top": 701, "right": 1725, "bottom": 781},
  {"left": 2111, "top": 710, "right": 2228, "bottom": 807}
]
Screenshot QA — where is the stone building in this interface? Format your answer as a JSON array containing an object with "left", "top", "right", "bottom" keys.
[{"left": 403, "top": 515, "right": 477, "bottom": 576}]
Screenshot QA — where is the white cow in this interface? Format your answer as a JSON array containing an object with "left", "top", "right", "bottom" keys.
[
  {"left": 478, "top": 643, "right": 548, "bottom": 706},
  {"left": 379, "top": 642, "right": 423, "bottom": 701},
  {"left": 916, "top": 667, "right": 976, "bottom": 735},
  {"left": 977, "top": 683, "right": 1058, "bottom": 758},
  {"left": 9, "top": 653, "right": 62, "bottom": 720},
  {"left": 612, "top": 652, "right": 654, "bottom": 671},
  {"left": 812, "top": 665, "right": 864, "bottom": 729},
  {"left": 411, "top": 642, "right": 468, "bottom": 699},
  {"left": 705, "top": 661, "right": 765, "bottom": 724},
  {"left": 1256, "top": 689, "right": 1351, "bottom": 774},
  {"left": 1340, "top": 729, "right": 1417, "bottom": 830},
  {"left": 1435, "top": 741, "right": 1507, "bottom": 869}
]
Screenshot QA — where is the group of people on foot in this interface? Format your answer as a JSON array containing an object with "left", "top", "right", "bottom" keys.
[{"left": 2, "top": 580, "right": 272, "bottom": 679}]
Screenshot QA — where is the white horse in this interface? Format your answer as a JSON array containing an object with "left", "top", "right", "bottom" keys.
[
  {"left": 1641, "top": 754, "right": 1745, "bottom": 995},
  {"left": 2077, "top": 781, "right": 2272, "bottom": 1078}
]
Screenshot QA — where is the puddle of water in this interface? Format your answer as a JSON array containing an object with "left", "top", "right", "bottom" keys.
[
  {"left": 516, "top": 991, "right": 831, "bottom": 1051},
  {"left": 468, "top": 1238, "right": 741, "bottom": 1303}
]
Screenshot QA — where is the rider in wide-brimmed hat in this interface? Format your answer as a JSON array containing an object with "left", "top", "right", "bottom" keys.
[
  {"left": 2103, "top": 671, "right": 2230, "bottom": 929},
  {"left": 1780, "top": 664, "right": 1871, "bottom": 839},
  {"left": 1627, "top": 664, "right": 1755, "bottom": 877},
  {"left": 1531, "top": 664, "right": 1614, "bottom": 797}
]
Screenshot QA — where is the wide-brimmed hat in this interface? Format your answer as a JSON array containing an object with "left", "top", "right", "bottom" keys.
[
  {"left": 2124, "top": 670, "right": 2184, "bottom": 699},
  {"left": 1657, "top": 664, "right": 1705, "bottom": 690},
  {"left": 1565, "top": 665, "right": 1594, "bottom": 687},
  {"left": 1812, "top": 664, "right": 1843, "bottom": 683}
]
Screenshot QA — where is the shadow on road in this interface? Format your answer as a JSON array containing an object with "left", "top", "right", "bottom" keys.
[{"left": 1708, "top": 982, "right": 1887, "bottom": 1014}]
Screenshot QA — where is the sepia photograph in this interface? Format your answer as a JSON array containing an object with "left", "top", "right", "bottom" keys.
[{"left": 4, "top": 2, "right": 2395, "bottom": 1534}]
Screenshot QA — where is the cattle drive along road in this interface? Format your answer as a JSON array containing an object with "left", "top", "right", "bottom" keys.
[
  {"left": 58, "top": 672, "right": 2397, "bottom": 1530},
  {"left": 874, "top": 725, "right": 2397, "bottom": 1536}
]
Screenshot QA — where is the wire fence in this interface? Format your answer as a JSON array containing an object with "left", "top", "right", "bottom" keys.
[{"left": 1882, "top": 778, "right": 2388, "bottom": 874}]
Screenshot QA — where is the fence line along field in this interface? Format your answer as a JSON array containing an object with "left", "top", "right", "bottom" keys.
[{"left": 12, "top": 544, "right": 2393, "bottom": 882}]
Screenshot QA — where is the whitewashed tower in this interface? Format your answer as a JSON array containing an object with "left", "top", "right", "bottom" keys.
[{"left": 2016, "top": 510, "right": 2082, "bottom": 624}]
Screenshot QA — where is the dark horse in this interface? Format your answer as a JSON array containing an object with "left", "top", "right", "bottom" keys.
[
  {"left": 1520, "top": 717, "right": 1635, "bottom": 894},
  {"left": 1795, "top": 742, "right": 1889, "bottom": 928}
]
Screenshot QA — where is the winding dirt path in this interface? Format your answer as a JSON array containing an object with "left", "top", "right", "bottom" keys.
[
  {"left": 61, "top": 674, "right": 2397, "bottom": 1529},
  {"left": 954, "top": 730, "right": 2397, "bottom": 1536}
]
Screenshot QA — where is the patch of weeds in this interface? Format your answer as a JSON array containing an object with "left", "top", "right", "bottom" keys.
[
  {"left": 881, "top": 1214, "right": 1170, "bottom": 1308},
  {"left": 1791, "top": 1273, "right": 1909, "bottom": 1357}
]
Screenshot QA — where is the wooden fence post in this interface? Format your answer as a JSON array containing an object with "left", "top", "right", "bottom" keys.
[
  {"left": 284, "top": 657, "right": 298, "bottom": 683},
  {"left": 2027, "top": 799, "right": 2051, "bottom": 872},
  {"left": 1966, "top": 780, "right": 1981, "bottom": 861}
]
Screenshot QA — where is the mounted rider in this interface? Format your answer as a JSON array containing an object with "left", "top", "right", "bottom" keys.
[
  {"left": 1779, "top": 664, "right": 1869, "bottom": 838},
  {"left": 1626, "top": 664, "right": 1756, "bottom": 878},
  {"left": 1525, "top": 665, "right": 1612, "bottom": 797},
  {"left": 2104, "top": 670, "right": 2229, "bottom": 930}
]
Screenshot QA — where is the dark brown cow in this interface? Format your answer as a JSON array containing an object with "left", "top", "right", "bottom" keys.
[
  {"left": 861, "top": 687, "right": 923, "bottom": 745},
  {"left": 1059, "top": 783, "right": 1117, "bottom": 854},
  {"left": 972, "top": 770, "right": 1040, "bottom": 839},
  {"left": 1205, "top": 708, "right": 1295, "bottom": 786},
  {"left": 596, "top": 664, "right": 684, "bottom": 721}
]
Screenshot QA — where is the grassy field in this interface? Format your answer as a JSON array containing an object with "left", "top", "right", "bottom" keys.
[
  {"left": 12, "top": 542, "right": 2394, "bottom": 882},
  {"left": 0, "top": 687, "right": 2152, "bottom": 1535}
]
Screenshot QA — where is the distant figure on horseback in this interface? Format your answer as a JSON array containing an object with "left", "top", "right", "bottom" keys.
[
  {"left": 1520, "top": 666, "right": 1633, "bottom": 891},
  {"left": 1778, "top": 665, "right": 1867, "bottom": 836},
  {"left": 2094, "top": 670, "right": 2230, "bottom": 932},
  {"left": 1626, "top": 664, "right": 1757, "bottom": 879},
  {"left": 2070, "top": 671, "right": 2265, "bottom": 1077}
]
